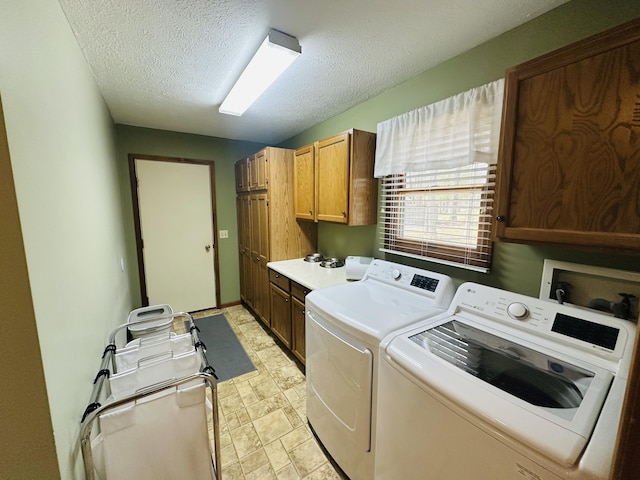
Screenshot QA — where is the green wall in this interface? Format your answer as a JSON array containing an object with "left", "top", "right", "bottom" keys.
[
  {"left": 115, "top": 125, "right": 264, "bottom": 306},
  {"left": 3, "top": 0, "right": 139, "bottom": 477},
  {"left": 280, "top": 0, "right": 640, "bottom": 296},
  {"left": 116, "top": 0, "right": 640, "bottom": 305}
]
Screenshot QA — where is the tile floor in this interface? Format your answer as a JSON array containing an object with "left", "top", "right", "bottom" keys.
[{"left": 187, "top": 304, "right": 346, "bottom": 480}]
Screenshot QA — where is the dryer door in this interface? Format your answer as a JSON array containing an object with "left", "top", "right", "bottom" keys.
[{"left": 306, "top": 309, "right": 373, "bottom": 454}]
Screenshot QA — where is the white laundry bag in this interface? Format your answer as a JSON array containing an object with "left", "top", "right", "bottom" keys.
[
  {"left": 109, "top": 349, "right": 201, "bottom": 400},
  {"left": 115, "top": 333, "right": 194, "bottom": 373},
  {"left": 91, "top": 383, "right": 214, "bottom": 480}
]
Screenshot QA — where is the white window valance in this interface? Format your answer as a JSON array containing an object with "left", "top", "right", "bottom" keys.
[{"left": 374, "top": 78, "right": 504, "bottom": 178}]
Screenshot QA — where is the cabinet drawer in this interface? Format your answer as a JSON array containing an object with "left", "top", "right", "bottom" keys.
[
  {"left": 269, "top": 269, "right": 290, "bottom": 291},
  {"left": 291, "top": 281, "right": 310, "bottom": 302}
]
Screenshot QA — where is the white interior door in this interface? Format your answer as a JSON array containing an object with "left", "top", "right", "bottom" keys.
[{"left": 135, "top": 159, "right": 216, "bottom": 312}]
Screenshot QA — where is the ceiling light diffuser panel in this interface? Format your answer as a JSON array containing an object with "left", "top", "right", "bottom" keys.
[{"left": 219, "top": 29, "right": 301, "bottom": 116}]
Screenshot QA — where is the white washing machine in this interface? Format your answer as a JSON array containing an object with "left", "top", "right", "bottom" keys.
[
  {"left": 375, "top": 282, "right": 637, "bottom": 480},
  {"left": 305, "top": 260, "right": 455, "bottom": 480}
]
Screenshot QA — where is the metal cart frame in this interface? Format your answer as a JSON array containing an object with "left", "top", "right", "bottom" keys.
[{"left": 80, "top": 312, "right": 222, "bottom": 480}]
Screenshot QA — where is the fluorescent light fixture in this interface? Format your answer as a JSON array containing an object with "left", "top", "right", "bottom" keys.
[{"left": 219, "top": 29, "right": 301, "bottom": 116}]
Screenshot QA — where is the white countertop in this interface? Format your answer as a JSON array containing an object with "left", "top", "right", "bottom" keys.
[{"left": 267, "top": 258, "right": 349, "bottom": 291}]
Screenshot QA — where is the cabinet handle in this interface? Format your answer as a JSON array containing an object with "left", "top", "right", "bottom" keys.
[
  {"left": 309, "top": 210, "right": 313, "bottom": 215},
  {"left": 255, "top": 256, "right": 260, "bottom": 261},
  {"left": 275, "top": 274, "right": 280, "bottom": 278},
  {"left": 285, "top": 298, "right": 289, "bottom": 302},
  {"left": 496, "top": 215, "right": 505, "bottom": 222},
  {"left": 342, "top": 211, "right": 347, "bottom": 216}
]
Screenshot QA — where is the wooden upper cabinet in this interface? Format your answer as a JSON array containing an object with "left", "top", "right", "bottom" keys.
[
  {"left": 235, "top": 157, "right": 249, "bottom": 193},
  {"left": 237, "top": 150, "right": 269, "bottom": 193},
  {"left": 248, "top": 150, "right": 268, "bottom": 191},
  {"left": 316, "top": 132, "right": 351, "bottom": 223},
  {"left": 295, "top": 128, "right": 377, "bottom": 225},
  {"left": 294, "top": 144, "right": 315, "bottom": 221},
  {"left": 494, "top": 18, "right": 640, "bottom": 252}
]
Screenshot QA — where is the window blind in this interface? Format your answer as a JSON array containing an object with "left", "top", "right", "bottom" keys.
[
  {"left": 379, "top": 163, "right": 496, "bottom": 271},
  {"left": 375, "top": 79, "right": 504, "bottom": 272}
]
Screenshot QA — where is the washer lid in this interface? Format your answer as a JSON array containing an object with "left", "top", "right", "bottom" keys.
[
  {"left": 411, "top": 320, "right": 598, "bottom": 417},
  {"left": 384, "top": 314, "right": 615, "bottom": 467},
  {"left": 306, "top": 280, "right": 448, "bottom": 345}
]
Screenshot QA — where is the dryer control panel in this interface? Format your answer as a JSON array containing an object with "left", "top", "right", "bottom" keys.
[{"left": 362, "top": 260, "right": 456, "bottom": 309}]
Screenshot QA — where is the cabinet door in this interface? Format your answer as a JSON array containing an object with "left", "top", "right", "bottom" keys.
[
  {"left": 270, "top": 283, "right": 292, "bottom": 348},
  {"left": 294, "top": 144, "right": 316, "bottom": 221},
  {"left": 237, "top": 195, "right": 251, "bottom": 304},
  {"left": 291, "top": 281, "right": 310, "bottom": 302},
  {"left": 495, "top": 22, "right": 640, "bottom": 250},
  {"left": 250, "top": 193, "right": 270, "bottom": 325},
  {"left": 249, "top": 149, "right": 268, "bottom": 191},
  {"left": 316, "top": 133, "right": 350, "bottom": 224},
  {"left": 258, "top": 192, "right": 270, "bottom": 324},
  {"left": 235, "top": 158, "right": 249, "bottom": 192},
  {"left": 247, "top": 154, "right": 258, "bottom": 190},
  {"left": 291, "top": 296, "right": 306, "bottom": 364},
  {"left": 259, "top": 259, "right": 271, "bottom": 326},
  {"left": 248, "top": 194, "right": 259, "bottom": 314}
]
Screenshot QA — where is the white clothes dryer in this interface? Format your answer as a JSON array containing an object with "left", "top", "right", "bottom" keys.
[
  {"left": 305, "top": 260, "right": 455, "bottom": 480},
  {"left": 375, "top": 282, "right": 637, "bottom": 480}
]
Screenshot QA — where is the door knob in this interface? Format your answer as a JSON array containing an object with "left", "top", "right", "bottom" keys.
[{"left": 205, "top": 244, "right": 211, "bottom": 252}]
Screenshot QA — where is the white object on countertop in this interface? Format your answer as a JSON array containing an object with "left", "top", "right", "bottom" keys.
[{"left": 345, "top": 256, "right": 373, "bottom": 281}]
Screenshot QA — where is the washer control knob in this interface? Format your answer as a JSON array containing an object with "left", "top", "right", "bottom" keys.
[
  {"left": 392, "top": 269, "right": 402, "bottom": 280},
  {"left": 507, "top": 302, "right": 529, "bottom": 320}
]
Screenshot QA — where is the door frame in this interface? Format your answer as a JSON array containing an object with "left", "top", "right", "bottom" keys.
[{"left": 128, "top": 153, "right": 220, "bottom": 310}]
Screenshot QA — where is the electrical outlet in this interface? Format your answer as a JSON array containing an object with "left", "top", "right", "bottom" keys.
[{"left": 219, "top": 230, "right": 229, "bottom": 239}]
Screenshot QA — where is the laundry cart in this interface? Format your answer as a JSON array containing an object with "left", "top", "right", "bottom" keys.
[{"left": 80, "top": 308, "right": 222, "bottom": 480}]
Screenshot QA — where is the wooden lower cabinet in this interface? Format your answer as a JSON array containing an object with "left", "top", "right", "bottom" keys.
[
  {"left": 291, "top": 296, "right": 306, "bottom": 364},
  {"left": 268, "top": 269, "right": 310, "bottom": 365},
  {"left": 270, "top": 275, "right": 292, "bottom": 348}
]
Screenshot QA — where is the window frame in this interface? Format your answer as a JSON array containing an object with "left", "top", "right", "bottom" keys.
[{"left": 380, "top": 164, "right": 496, "bottom": 270}]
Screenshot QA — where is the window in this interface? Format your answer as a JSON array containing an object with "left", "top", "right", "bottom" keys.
[
  {"left": 375, "top": 79, "right": 504, "bottom": 272},
  {"left": 380, "top": 163, "right": 495, "bottom": 270}
]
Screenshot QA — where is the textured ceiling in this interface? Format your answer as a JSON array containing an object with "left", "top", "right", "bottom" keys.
[{"left": 58, "top": 0, "right": 568, "bottom": 145}]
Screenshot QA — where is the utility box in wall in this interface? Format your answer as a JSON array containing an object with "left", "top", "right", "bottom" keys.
[{"left": 539, "top": 260, "right": 640, "bottom": 322}]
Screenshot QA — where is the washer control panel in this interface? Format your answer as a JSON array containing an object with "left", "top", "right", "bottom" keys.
[{"left": 453, "top": 282, "right": 630, "bottom": 360}]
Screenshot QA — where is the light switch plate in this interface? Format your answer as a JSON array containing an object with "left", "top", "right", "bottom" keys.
[{"left": 219, "top": 230, "right": 229, "bottom": 239}]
